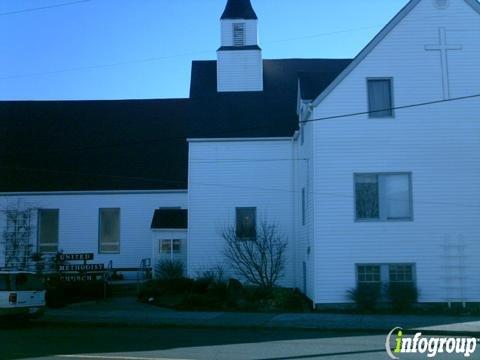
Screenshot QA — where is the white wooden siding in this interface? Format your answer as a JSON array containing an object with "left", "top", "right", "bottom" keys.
[
  {"left": 0, "top": 192, "right": 187, "bottom": 269},
  {"left": 217, "top": 50, "right": 263, "bottom": 92},
  {"left": 188, "top": 139, "right": 295, "bottom": 286},
  {"left": 221, "top": 20, "right": 258, "bottom": 47},
  {"left": 310, "top": 0, "right": 480, "bottom": 304}
]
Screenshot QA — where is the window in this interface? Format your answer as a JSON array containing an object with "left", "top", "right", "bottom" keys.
[
  {"left": 301, "top": 188, "right": 306, "bottom": 226},
  {"left": 356, "top": 263, "right": 416, "bottom": 285},
  {"left": 38, "top": 209, "right": 59, "bottom": 253},
  {"left": 236, "top": 207, "right": 256, "bottom": 240},
  {"left": 0, "top": 275, "right": 10, "bottom": 291},
  {"left": 357, "top": 265, "right": 381, "bottom": 284},
  {"left": 389, "top": 264, "right": 414, "bottom": 283},
  {"left": 355, "top": 173, "right": 412, "bottom": 221},
  {"left": 233, "top": 23, "right": 246, "bottom": 47},
  {"left": 160, "top": 239, "right": 181, "bottom": 254},
  {"left": 300, "top": 125, "right": 305, "bottom": 145},
  {"left": 367, "top": 79, "right": 393, "bottom": 118},
  {"left": 99, "top": 208, "right": 120, "bottom": 253}
]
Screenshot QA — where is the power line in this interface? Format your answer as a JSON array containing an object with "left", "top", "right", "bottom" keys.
[
  {"left": 267, "top": 25, "right": 382, "bottom": 44},
  {"left": 301, "top": 93, "right": 480, "bottom": 124},
  {"left": 0, "top": 0, "right": 91, "bottom": 16},
  {"left": 2, "top": 165, "right": 480, "bottom": 210},
  {"left": 1, "top": 92, "right": 479, "bottom": 161},
  {"left": 0, "top": 50, "right": 213, "bottom": 80},
  {"left": 0, "top": 24, "right": 381, "bottom": 80}
]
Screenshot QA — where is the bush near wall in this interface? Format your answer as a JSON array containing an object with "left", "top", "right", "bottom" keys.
[
  {"left": 45, "top": 276, "right": 108, "bottom": 308},
  {"left": 138, "top": 276, "right": 312, "bottom": 313},
  {"left": 346, "top": 283, "right": 382, "bottom": 313},
  {"left": 385, "top": 282, "right": 419, "bottom": 313},
  {"left": 346, "top": 282, "right": 420, "bottom": 314}
]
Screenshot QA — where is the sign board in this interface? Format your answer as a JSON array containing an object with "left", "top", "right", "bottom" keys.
[
  {"left": 60, "top": 274, "right": 98, "bottom": 282},
  {"left": 57, "top": 253, "right": 94, "bottom": 262},
  {"left": 56, "top": 253, "right": 106, "bottom": 283},
  {"left": 59, "top": 264, "right": 105, "bottom": 272}
]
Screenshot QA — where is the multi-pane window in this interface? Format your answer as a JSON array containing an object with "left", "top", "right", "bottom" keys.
[
  {"left": 367, "top": 79, "right": 393, "bottom": 118},
  {"left": 389, "top": 264, "right": 414, "bottom": 283},
  {"left": 99, "top": 208, "right": 120, "bottom": 253},
  {"left": 355, "top": 173, "right": 412, "bottom": 221},
  {"left": 38, "top": 209, "right": 59, "bottom": 253},
  {"left": 233, "top": 23, "right": 246, "bottom": 47},
  {"left": 236, "top": 207, "right": 256, "bottom": 240},
  {"left": 161, "top": 239, "right": 181, "bottom": 253},
  {"left": 357, "top": 265, "right": 381, "bottom": 283},
  {"left": 357, "top": 263, "right": 415, "bottom": 285}
]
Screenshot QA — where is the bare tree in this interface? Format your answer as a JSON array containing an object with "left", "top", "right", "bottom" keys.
[
  {"left": 1, "top": 204, "right": 34, "bottom": 270},
  {"left": 223, "top": 220, "right": 287, "bottom": 288}
]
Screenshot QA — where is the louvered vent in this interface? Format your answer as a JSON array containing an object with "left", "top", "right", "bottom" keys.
[{"left": 233, "top": 23, "right": 246, "bottom": 46}]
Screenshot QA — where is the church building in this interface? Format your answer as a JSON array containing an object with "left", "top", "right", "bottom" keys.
[{"left": 1, "top": 0, "right": 480, "bottom": 306}]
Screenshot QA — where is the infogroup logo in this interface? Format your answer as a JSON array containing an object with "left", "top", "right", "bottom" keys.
[{"left": 385, "top": 327, "right": 479, "bottom": 359}]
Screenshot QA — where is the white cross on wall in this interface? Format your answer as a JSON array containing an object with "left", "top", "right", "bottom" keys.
[{"left": 425, "top": 27, "right": 462, "bottom": 100}]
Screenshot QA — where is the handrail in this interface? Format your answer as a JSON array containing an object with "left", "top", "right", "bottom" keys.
[{"left": 136, "top": 258, "right": 152, "bottom": 293}]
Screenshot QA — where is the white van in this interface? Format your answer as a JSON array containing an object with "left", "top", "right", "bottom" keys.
[{"left": 0, "top": 271, "right": 46, "bottom": 318}]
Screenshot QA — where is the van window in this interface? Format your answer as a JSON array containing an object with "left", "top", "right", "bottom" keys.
[
  {"left": 0, "top": 275, "right": 10, "bottom": 291},
  {"left": 14, "top": 274, "right": 45, "bottom": 291}
]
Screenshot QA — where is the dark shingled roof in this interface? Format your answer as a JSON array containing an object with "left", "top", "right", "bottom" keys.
[
  {"left": 221, "top": 0, "right": 258, "bottom": 20},
  {"left": 0, "top": 58, "right": 351, "bottom": 192},
  {"left": 151, "top": 209, "right": 188, "bottom": 229},
  {"left": 218, "top": 45, "right": 262, "bottom": 51},
  {"left": 298, "top": 71, "right": 352, "bottom": 101}
]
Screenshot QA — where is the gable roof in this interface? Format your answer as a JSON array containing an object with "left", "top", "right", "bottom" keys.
[
  {"left": 0, "top": 58, "right": 350, "bottom": 193},
  {"left": 312, "top": 0, "right": 480, "bottom": 107},
  {"left": 221, "top": 0, "right": 258, "bottom": 20},
  {"left": 298, "top": 71, "right": 349, "bottom": 101}
]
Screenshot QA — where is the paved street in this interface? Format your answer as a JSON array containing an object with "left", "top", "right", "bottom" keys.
[{"left": 1, "top": 323, "right": 477, "bottom": 360}]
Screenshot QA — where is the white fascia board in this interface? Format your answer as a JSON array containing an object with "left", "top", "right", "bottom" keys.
[
  {"left": 0, "top": 189, "right": 188, "bottom": 197},
  {"left": 187, "top": 137, "right": 293, "bottom": 143},
  {"left": 311, "top": 0, "right": 421, "bottom": 108}
]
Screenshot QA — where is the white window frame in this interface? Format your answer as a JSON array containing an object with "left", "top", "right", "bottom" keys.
[
  {"left": 98, "top": 208, "right": 120, "bottom": 254},
  {"left": 160, "top": 239, "right": 181, "bottom": 261},
  {"left": 367, "top": 78, "right": 395, "bottom": 118},
  {"left": 236, "top": 207, "right": 257, "bottom": 240},
  {"left": 356, "top": 263, "right": 416, "bottom": 284},
  {"left": 37, "top": 209, "right": 59, "bottom": 254},
  {"left": 354, "top": 172, "right": 413, "bottom": 222}
]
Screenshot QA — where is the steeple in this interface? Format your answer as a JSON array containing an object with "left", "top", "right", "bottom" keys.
[
  {"left": 221, "top": 0, "right": 258, "bottom": 20},
  {"left": 217, "top": 0, "right": 263, "bottom": 92}
]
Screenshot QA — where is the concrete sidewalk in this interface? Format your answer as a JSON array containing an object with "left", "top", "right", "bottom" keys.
[{"left": 38, "top": 297, "right": 480, "bottom": 335}]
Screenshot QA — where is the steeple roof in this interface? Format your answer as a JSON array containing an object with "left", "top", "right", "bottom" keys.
[{"left": 221, "top": 0, "right": 258, "bottom": 20}]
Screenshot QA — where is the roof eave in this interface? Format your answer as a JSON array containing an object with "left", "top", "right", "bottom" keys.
[{"left": 311, "top": 0, "right": 421, "bottom": 108}]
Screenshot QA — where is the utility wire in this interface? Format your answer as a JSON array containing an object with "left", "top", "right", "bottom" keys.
[
  {"left": 2, "top": 165, "right": 479, "bottom": 210},
  {"left": 0, "top": 0, "right": 91, "bottom": 16},
  {"left": 301, "top": 93, "right": 480, "bottom": 124},
  {"left": 1, "top": 91, "right": 479, "bottom": 161},
  {"left": 0, "top": 24, "right": 381, "bottom": 80}
]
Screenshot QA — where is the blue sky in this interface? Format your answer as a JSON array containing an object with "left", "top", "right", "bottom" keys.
[{"left": 0, "top": 0, "right": 408, "bottom": 100}]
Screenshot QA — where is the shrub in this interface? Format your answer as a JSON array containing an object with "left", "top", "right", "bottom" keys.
[
  {"left": 196, "top": 266, "right": 225, "bottom": 284},
  {"left": 270, "top": 288, "right": 312, "bottom": 312},
  {"left": 45, "top": 275, "right": 106, "bottom": 308},
  {"left": 347, "top": 283, "right": 381, "bottom": 312},
  {"left": 386, "top": 282, "right": 418, "bottom": 312},
  {"left": 156, "top": 260, "right": 184, "bottom": 280}
]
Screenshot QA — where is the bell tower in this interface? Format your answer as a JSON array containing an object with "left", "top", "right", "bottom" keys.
[{"left": 217, "top": 0, "right": 263, "bottom": 92}]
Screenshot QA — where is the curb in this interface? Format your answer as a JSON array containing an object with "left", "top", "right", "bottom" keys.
[{"left": 35, "top": 316, "right": 480, "bottom": 337}]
